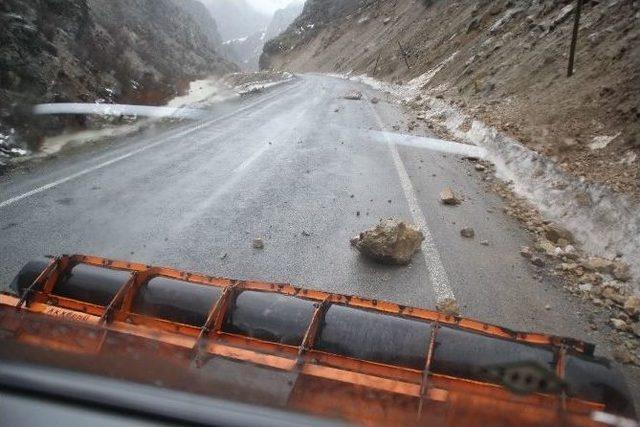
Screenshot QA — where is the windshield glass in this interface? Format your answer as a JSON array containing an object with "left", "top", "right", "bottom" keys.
[{"left": 1, "top": 1, "right": 639, "bottom": 426}]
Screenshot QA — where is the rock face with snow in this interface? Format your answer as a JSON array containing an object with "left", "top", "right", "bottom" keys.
[
  {"left": 215, "top": 1, "right": 304, "bottom": 72},
  {"left": 199, "top": 0, "right": 269, "bottom": 72},
  {"left": 351, "top": 218, "right": 424, "bottom": 265},
  {"left": 199, "top": 0, "right": 269, "bottom": 42},
  {"left": 265, "top": 1, "right": 305, "bottom": 42},
  {"left": 223, "top": 31, "right": 267, "bottom": 72}
]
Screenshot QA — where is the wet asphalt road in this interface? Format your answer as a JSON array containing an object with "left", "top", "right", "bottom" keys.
[{"left": 0, "top": 74, "right": 637, "bottom": 387}]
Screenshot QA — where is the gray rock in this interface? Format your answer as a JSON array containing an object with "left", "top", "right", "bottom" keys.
[
  {"left": 578, "top": 283, "right": 593, "bottom": 293},
  {"left": 531, "top": 256, "right": 545, "bottom": 267},
  {"left": 544, "top": 224, "right": 573, "bottom": 244},
  {"left": 624, "top": 295, "right": 640, "bottom": 318},
  {"left": 352, "top": 218, "right": 424, "bottom": 265},
  {"left": 613, "top": 261, "right": 632, "bottom": 282},
  {"left": 613, "top": 345, "right": 636, "bottom": 364},
  {"left": 460, "top": 227, "right": 475, "bottom": 238},
  {"left": 440, "top": 187, "right": 460, "bottom": 205},
  {"left": 611, "top": 318, "right": 630, "bottom": 332},
  {"left": 520, "top": 246, "right": 533, "bottom": 258},
  {"left": 252, "top": 238, "right": 265, "bottom": 249},
  {"left": 344, "top": 91, "right": 363, "bottom": 100},
  {"left": 584, "top": 257, "right": 614, "bottom": 273}
]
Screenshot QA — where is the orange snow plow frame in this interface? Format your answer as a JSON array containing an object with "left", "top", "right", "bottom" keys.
[{"left": 0, "top": 254, "right": 635, "bottom": 426}]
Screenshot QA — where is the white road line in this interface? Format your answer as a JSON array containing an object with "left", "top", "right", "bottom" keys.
[
  {"left": 368, "top": 103, "right": 456, "bottom": 303},
  {"left": 233, "top": 143, "right": 271, "bottom": 174},
  {"left": 0, "top": 82, "right": 300, "bottom": 210}
]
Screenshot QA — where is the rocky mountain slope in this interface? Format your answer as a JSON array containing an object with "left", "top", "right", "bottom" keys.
[
  {"left": 265, "top": 1, "right": 305, "bottom": 42},
  {"left": 261, "top": 0, "right": 640, "bottom": 195},
  {"left": 0, "top": 0, "right": 237, "bottom": 151},
  {"left": 223, "top": 31, "right": 267, "bottom": 72}
]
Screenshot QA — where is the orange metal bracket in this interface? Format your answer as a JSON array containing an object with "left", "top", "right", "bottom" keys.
[{"left": 0, "top": 253, "right": 608, "bottom": 421}]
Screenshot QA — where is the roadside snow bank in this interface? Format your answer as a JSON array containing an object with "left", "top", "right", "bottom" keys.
[
  {"left": 0, "top": 128, "right": 29, "bottom": 171},
  {"left": 31, "top": 77, "right": 233, "bottom": 159},
  {"left": 168, "top": 78, "right": 235, "bottom": 108},
  {"left": 227, "top": 71, "right": 295, "bottom": 96},
  {"left": 337, "top": 72, "right": 640, "bottom": 287}
]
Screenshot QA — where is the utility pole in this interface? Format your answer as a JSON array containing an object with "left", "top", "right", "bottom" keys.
[
  {"left": 398, "top": 41, "right": 411, "bottom": 70},
  {"left": 567, "top": 0, "right": 583, "bottom": 77},
  {"left": 373, "top": 53, "right": 381, "bottom": 76}
]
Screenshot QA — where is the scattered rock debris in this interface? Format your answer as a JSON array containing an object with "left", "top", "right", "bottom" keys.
[
  {"left": 473, "top": 165, "right": 640, "bottom": 364},
  {"left": 252, "top": 238, "right": 265, "bottom": 249},
  {"left": 351, "top": 218, "right": 424, "bottom": 265},
  {"left": 301, "top": 230, "right": 311, "bottom": 237},
  {"left": 436, "top": 298, "right": 460, "bottom": 317},
  {"left": 439, "top": 187, "right": 460, "bottom": 205},
  {"left": 344, "top": 91, "right": 363, "bottom": 100},
  {"left": 220, "top": 253, "right": 228, "bottom": 260}
]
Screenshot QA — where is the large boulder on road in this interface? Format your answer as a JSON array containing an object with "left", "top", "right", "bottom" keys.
[
  {"left": 351, "top": 218, "right": 424, "bottom": 265},
  {"left": 440, "top": 187, "right": 460, "bottom": 205}
]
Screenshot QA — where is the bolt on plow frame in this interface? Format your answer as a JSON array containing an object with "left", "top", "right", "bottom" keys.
[{"left": 0, "top": 254, "right": 636, "bottom": 427}]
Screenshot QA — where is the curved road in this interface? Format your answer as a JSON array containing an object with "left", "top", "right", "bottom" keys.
[{"left": 1, "top": 75, "right": 639, "bottom": 399}]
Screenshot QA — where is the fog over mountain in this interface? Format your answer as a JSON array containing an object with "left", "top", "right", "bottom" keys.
[
  {"left": 200, "top": 0, "right": 303, "bottom": 72},
  {"left": 199, "top": 0, "right": 270, "bottom": 41}
]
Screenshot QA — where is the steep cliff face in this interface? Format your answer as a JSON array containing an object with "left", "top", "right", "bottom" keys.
[
  {"left": 177, "top": 0, "right": 225, "bottom": 48},
  {"left": 265, "top": 1, "right": 304, "bottom": 42},
  {"left": 0, "top": 0, "right": 237, "bottom": 149},
  {"left": 87, "top": 0, "right": 236, "bottom": 102},
  {"left": 261, "top": 0, "right": 640, "bottom": 195},
  {"left": 223, "top": 31, "right": 266, "bottom": 71}
]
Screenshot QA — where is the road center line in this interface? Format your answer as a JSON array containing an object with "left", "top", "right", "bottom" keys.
[
  {"left": 0, "top": 81, "right": 301, "bottom": 210},
  {"left": 368, "top": 102, "right": 456, "bottom": 303}
]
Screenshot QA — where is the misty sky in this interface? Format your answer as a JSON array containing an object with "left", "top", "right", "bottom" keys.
[{"left": 246, "top": 0, "right": 301, "bottom": 15}]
